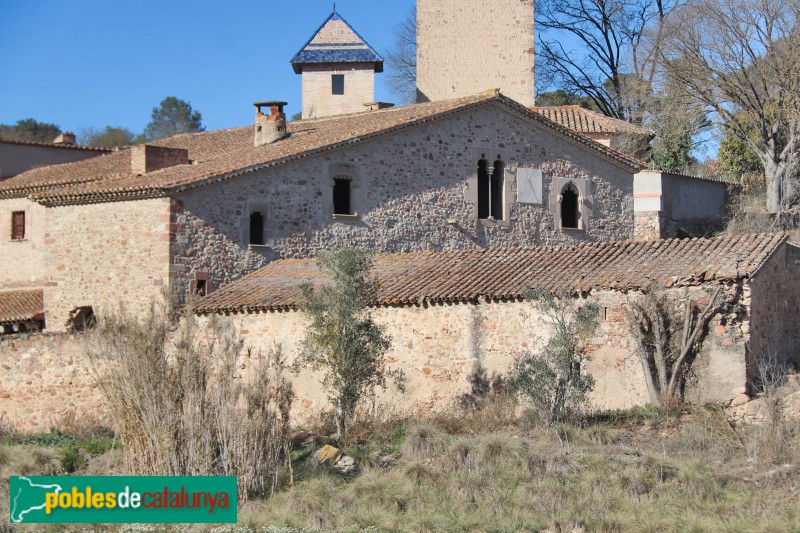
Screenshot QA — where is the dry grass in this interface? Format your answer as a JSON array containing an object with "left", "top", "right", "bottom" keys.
[
  {"left": 239, "top": 405, "right": 800, "bottom": 532},
  {"left": 86, "top": 304, "right": 293, "bottom": 501}
]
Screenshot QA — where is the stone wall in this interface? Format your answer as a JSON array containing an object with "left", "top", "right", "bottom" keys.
[
  {"left": 43, "top": 198, "right": 171, "bottom": 332},
  {"left": 749, "top": 243, "right": 800, "bottom": 377},
  {"left": 0, "top": 332, "right": 106, "bottom": 432},
  {"left": 173, "top": 105, "right": 634, "bottom": 295},
  {"left": 0, "top": 198, "right": 47, "bottom": 289},
  {"left": 301, "top": 64, "right": 376, "bottom": 119},
  {"left": 416, "top": 0, "right": 536, "bottom": 107},
  {"left": 209, "top": 285, "right": 749, "bottom": 423}
]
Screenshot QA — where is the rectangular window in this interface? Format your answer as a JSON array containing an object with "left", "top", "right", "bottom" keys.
[
  {"left": 11, "top": 211, "right": 25, "bottom": 240},
  {"left": 333, "top": 178, "right": 351, "bottom": 215},
  {"left": 249, "top": 211, "right": 265, "bottom": 245},
  {"left": 332, "top": 74, "right": 345, "bottom": 95}
]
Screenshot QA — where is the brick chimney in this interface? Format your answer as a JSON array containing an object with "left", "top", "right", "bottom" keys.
[
  {"left": 131, "top": 145, "right": 189, "bottom": 175},
  {"left": 52, "top": 132, "right": 76, "bottom": 146},
  {"left": 254, "top": 102, "right": 288, "bottom": 147}
]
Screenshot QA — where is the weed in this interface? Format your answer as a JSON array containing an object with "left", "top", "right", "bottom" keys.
[{"left": 400, "top": 420, "right": 446, "bottom": 460}]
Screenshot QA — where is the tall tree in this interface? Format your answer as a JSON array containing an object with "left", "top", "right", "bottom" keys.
[
  {"left": 80, "top": 126, "right": 136, "bottom": 149},
  {"left": 661, "top": 0, "right": 800, "bottom": 214},
  {"left": 140, "top": 96, "right": 205, "bottom": 142},
  {"left": 0, "top": 118, "right": 62, "bottom": 143},
  {"left": 384, "top": 6, "right": 417, "bottom": 105},
  {"left": 536, "top": 0, "right": 684, "bottom": 122}
]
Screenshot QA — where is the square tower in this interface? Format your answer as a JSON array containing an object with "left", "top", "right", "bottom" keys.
[
  {"left": 292, "top": 10, "right": 384, "bottom": 119},
  {"left": 416, "top": 0, "right": 535, "bottom": 108}
]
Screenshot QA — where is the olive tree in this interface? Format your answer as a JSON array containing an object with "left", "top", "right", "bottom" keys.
[{"left": 298, "top": 248, "right": 401, "bottom": 441}]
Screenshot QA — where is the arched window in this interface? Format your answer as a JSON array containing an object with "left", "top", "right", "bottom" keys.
[
  {"left": 333, "top": 176, "right": 352, "bottom": 215},
  {"left": 249, "top": 211, "right": 264, "bottom": 245},
  {"left": 491, "top": 160, "right": 505, "bottom": 221},
  {"left": 477, "top": 159, "right": 490, "bottom": 219},
  {"left": 477, "top": 156, "right": 505, "bottom": 221},
  {"left": 561, "top": 183, "right": 580, "bottom": 229}
]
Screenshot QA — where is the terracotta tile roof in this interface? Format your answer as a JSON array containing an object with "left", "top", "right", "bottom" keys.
[
  {"left": 195, "top": 233, "right": 787, "bottom": 314},
  {"left": 532, "top": 106, "right": 653, "bottom": 137},
  {"left": 0, "top": 289, "right": 44, "bottom": 324},
  {"left": 0, "top": 93, "right": 643, "bottom": 206},
  {"left": 0, "top": 139, "right": 111, "bottom": 153},
  {"left": 291, "top": 11, "right": 383, "bottom": 73}
]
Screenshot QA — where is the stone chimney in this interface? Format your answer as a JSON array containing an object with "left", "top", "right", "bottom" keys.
[
  {"left": 52, "top": 132, "right": 76, "bottom": 146},
  {"left": 131, "top": 145, "right": 189, "bottom": 175},
  {"left": 254, "top": 102, "right": 288, "bottom": 147}
]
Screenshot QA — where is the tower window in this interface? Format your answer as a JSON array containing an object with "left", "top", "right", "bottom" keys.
[
  {"left": 333, "top": 178, "right": 351, "bottom": 215},
  {"left": 249, "top": 211, "right": 265, "bottom": 245},
  {"left": 11, "top": 211, "right": 25, "bottom": 240},
  {"left": 561, "top": 184, "right": 580, "bottom": 229},
  {"left": 332, "top": 74, "right": 345, "bottom": 95},
  {"left": 477, "top": 157, "right": 504, "bottom": 220}
]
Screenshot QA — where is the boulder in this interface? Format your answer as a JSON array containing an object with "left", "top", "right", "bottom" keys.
[
  {"left": 730, "top": 394, "right": 750, "bottom": 407},
  {"left": 313, "top": 444, "right": 342, "bottom": 465}
]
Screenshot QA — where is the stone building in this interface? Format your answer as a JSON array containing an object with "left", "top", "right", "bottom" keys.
[
  {"left": 0, "top": 92, "right": 643, "bottom": 333},
  {"left": 5, "top": 233, "right": 796, "bottom": 431},
  {"left": 0, "top": 1, "right": 755, "bottom": 431},
  {"left": 192, "top": 233, "right": 798, "bottom": 419}
]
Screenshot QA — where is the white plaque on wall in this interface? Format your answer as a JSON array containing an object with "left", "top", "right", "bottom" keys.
[{"left": 517, "top": 168, "right": 543, "bottom": 205}]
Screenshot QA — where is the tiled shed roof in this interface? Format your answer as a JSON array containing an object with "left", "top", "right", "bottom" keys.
[
  {"left": 532, "top": 106, "right": 653, "bottom": 137},
  {"left": 195, "top": 233, "right": 787, "bottom": 314},
  {"left": 291, "top": 11, "right": 383, "bottom": 73},
  {"left": 0, "top": 289, "right": 44, "bottom": 324},
  {"left": 0, "top": 93, "right": 644, "bottom": 206}
]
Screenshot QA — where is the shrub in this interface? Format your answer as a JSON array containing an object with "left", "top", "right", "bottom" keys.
[
  {"left": 86, "top": 304, "right": 292, "bottom": 500},
  {"left": 508, "top": 287, "right": 599, "bottom": 426}
]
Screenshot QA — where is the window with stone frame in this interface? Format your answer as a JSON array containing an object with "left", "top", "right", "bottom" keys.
[
  {"left": 560, "top": 183, "right": 580, "bottom": 229},
  {"left": 249, "top": 211, "right": 265, "bottom": 245},
  {"left": 333, "top": 176, "right": 352, "bottom": 215},
  {"left": 549, "top": 177, "right": 592, "bottom": 232},
  {"left": 11, "top": 211, "right": 25, "bottom": 240},
  {"left": 477, "top": 157, "right": 505, "bottom": 220}
]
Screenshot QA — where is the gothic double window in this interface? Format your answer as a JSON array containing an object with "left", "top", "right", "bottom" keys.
[{"left": 477, "top": 157, "right": 505, "bottom": 220}]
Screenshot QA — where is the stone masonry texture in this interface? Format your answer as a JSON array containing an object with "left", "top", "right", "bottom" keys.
[
  {"left": 171, "top": 105, "right": 634, "bottom": 296},
  {"left": 417, "top": 0, "right": 536, "bottom": 107},
  {"left": 0, "top": 285, "right": 751, "bottom": 433},
  {"left": 43, "top": 198, "right": 172, "bottom": 332}
]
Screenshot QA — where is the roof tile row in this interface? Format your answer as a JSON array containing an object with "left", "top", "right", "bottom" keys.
[{"left": 195, "top": 233, "right": 787, "bottom": 314}]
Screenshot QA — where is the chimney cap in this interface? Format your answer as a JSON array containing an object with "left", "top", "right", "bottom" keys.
[{"left": 254, "top": 101, "right": 288, "bottom": 108}]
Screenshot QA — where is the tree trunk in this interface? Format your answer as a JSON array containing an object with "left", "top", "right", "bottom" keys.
[
  {"left": 336, "top": 403, "right": 346, "bottom": 441},
  {"left": 763, "top": 158, "right": 783, "bottom": 215}
]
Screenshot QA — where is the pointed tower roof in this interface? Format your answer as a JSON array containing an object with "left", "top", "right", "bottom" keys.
[{"left": 291, "top": 11, "right": 384, "bottom": 74}]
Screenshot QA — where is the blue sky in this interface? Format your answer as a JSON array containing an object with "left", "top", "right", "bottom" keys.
[{"left": 0, "top": 0, "right": 415, "bottom": 135}]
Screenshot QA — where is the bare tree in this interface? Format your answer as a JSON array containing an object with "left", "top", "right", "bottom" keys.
[
  {"left": 624, "top": 286, "right": 723, "bottom": 408},
  {"left": 384, "top": 6, "right": 417, "bottom": 105},
  {"left": 661, "top": 0, "right": 800, "bottom": 214},
  {"left": 536, "top": 0, "right": 684, "bottom": 122}
]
